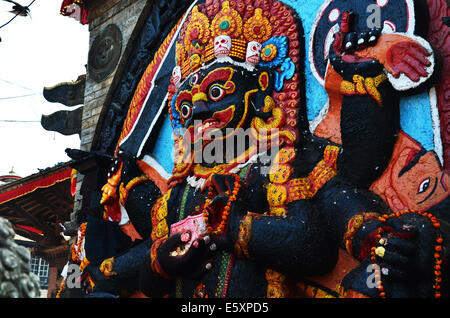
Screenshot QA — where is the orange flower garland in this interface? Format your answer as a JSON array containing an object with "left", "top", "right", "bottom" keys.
[
  {"left": 370, "top": 237, "right": 386, "bottom": 298},
  {"left": 372, "top": 210, "right": 443, "bottom": 298},
  {"left": 71, "top": 222, "right": 87, "bottom": 263},
  {"left": 55, "top": 279, "right": 66, "bottom": 298},
  {"left": 202, "top": 172, "right": 242, "bottom": 235}
]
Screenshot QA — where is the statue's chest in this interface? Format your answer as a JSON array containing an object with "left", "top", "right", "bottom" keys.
[
  {"left": 173, "top": 185, "right": 209, "bottom": 223},
  {"left": 170, "top": 164, "right": 268, "bottom": 222}
]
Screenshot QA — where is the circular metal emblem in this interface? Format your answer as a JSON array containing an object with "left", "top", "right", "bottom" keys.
[{"left": 88, "top": 24, "right": 123, "bottom": 83}]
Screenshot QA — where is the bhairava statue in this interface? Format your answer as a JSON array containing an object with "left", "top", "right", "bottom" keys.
[{"left": 70, "top": 0, "right": 449, "bottom": 298}]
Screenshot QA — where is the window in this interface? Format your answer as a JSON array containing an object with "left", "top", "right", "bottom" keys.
[{"left": 29, "top": 256, "right": 49, "bottom": 289}]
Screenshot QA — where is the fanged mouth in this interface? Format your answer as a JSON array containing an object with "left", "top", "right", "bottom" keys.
[{"left": 193, "top": 105, "right": 235, "bottom": 136}]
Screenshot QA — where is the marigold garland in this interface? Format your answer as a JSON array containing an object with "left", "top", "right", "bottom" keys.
[
  {"left": 55, "top": 279, "right": 66, "bottom": 298},
  {"left": 71, "top": 222, "right": 87, "bottom": 263},
  {"left": 79, "top": 257, "right": 90, "bottom": 272}
]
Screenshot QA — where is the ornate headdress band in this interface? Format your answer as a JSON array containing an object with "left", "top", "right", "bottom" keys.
[{"left": 172, "top": 1, "right": 289, "bottom": 85}]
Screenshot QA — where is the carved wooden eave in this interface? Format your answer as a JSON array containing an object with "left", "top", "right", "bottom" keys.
[
  {"left": 31, "top": 245, "right": 70, "bottom": 265},
  {"left": 0, "top": 163, "right": 74, "bottom": 250}
]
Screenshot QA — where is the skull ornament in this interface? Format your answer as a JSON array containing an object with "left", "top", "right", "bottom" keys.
[
  {"left": 214, "top": 35, "right": 232, "bottom": 58},
  {"left": 172, "top": 66, "right": 182, "bottom": 87},
  {"left": 246, "top": 41, "right": 262, "bottom": 65}
]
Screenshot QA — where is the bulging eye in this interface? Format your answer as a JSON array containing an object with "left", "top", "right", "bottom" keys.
[
  {"left": 189, "top": 74, "right": 200, "bottom": 87},
  {"left": 417, "top": 177, "right": 431, "bottom": 194},
  {"left": 208, "top": 84, "right": 225, "bottom": 101},
  {"left": 180, "top": 102, "right": 192, "bottom": 119}
]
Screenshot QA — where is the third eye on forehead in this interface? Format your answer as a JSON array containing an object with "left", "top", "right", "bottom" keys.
[{"left": 188, "top": 73, "right": 201, "bottom": 87}]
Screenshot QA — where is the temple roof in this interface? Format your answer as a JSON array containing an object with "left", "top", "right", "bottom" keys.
[{"left": 0, "top": 162, "right": 74, "bottom": 249}]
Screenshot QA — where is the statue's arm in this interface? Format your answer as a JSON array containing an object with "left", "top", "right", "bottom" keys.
[
  {"left": 90, "top": 150, "right": 177, "bottom": 295},
  {"left": 229, "top": 198, "right": 339, "bottom": 280}
]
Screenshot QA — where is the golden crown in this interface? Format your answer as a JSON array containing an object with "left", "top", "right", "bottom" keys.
[{"left": 175, "top": 1, "right": 273, "bottom": 81}]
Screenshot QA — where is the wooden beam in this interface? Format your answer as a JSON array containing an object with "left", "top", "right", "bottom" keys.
[
  {"left": 7, "top": 202, "right": 48, "bottom": 232},
  {"left": 4, "top": 216, "right": 29, "bottom": 224},
  {"left": 29, "top": 193, "right": 70, "bottom": 222},
  {"left": 12, "top": 225, "right": 46, "bottom": 245},
  {"left": 47, "top": 186, "right": 74, "bottom": 210},
  {"left": 6, "top": 202, "right": 60, "bottom": 245}
]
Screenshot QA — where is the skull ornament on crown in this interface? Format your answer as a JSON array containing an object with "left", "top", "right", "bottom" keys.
[
  {"left": 214, "top": 35, "right": 232, "bottom": 58},
  {"left": 246, "top": 41, "right": 262, "bottom": 65},
  {"left": 172, "top": 66, "right": 182, "bottom": 87}
]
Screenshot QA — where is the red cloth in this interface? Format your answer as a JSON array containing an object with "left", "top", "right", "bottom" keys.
[
  {"left": 60, "top": 0, "right": 89, "bottom": 25},
  {"left": 0, "top": 168, "right": 72, "bottom": 205},
  {"left": 70, "top": 169, "right": 77, "bottom": 197}
]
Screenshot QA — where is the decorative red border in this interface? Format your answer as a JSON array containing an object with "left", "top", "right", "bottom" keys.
[{"left": 0, "top": 168, "right": 72, "bottom": 205}]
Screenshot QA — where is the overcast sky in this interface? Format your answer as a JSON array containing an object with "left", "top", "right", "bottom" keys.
[{"left": 0, "top": 0, "right": 88, "bottom": 177}]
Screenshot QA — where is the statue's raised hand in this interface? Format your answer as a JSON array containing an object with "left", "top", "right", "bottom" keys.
[
  {"left": 378, "top": 212, "right": 439, "bottom": 297},
  {"left": 369, "top": 220, "right": 417, "bottom": 297},
  {"left": 331, "top": 11, "right": 381, "bottom": 57},
  {"left": 100, "top": 150, "right": 142, "bottom": 205},
  {"left": 344, "top": 211, "right": 440, "bottom": 297},
  {"left": 385, "top": 41, "right": 431, "bottom": 82}
]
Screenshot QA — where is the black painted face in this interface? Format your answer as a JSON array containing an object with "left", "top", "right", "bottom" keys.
[{"left": 174, "top": 62, "right": 271, "bottom": 145}]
